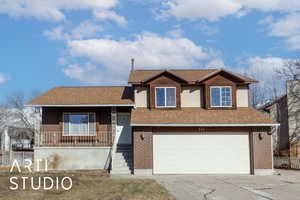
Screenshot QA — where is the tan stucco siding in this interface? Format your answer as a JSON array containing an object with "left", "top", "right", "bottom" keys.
[
  {"left": 181, "top": 86, "right": 201, "bottom": 107},
  {"left": 237, "top": 88, "right": 249, "bottom": 107},
  {"left": 134, "top": 86, "right": 148, "bottom": 107}
]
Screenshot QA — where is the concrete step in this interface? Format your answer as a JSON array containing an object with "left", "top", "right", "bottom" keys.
[
  {"left": 113, "top": 155, "right": 133, "bottom": 160},
  {"left": 114, "top": 153, "right": 132, "bottom": 158},
  {"left": 112, "top": 165, "right": 132, "bottom": 170},
  {"left": 113, "top": 158, "right": 132, "bottom": 163},
  {"left": 113, "top": 158, "right": 132, "bottom": 162},
  {"left": 113, "top": 161, "right": 132, "bottom": 167},
  {"left": 111, "top": 165, "right": 132, "bottom": 174},
  {"left": 111, "top": 148, "right": 133, "bottom": 175},
  {"left": 113, "top": 161, "right": 132, "bottom": 168},
  {"left": 110, "top": 170, "right": 132, "bottom": 175},
  {"left": 114, "top": 152, "right": 132, "bottom": 155}
]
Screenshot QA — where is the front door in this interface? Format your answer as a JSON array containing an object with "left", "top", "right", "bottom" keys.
[{"left": 116, "top": 113, "right": 132, "bottom": 145}]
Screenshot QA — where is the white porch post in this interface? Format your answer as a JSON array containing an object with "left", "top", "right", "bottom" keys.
[
  {"left": 111, "top": 107, "right": 117, "bottom": 169},
  {"left": 34, "top": 107, "right": 42, "bottom": 147}
]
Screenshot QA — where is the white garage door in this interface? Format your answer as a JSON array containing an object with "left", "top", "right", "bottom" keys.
[{"left": 153, "top": 132, "right": 250, "bottom": 174}]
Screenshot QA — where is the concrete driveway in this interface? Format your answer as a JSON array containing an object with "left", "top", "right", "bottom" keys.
[{"left": 153, "top": 170, "right": 300, "bottom": 200}]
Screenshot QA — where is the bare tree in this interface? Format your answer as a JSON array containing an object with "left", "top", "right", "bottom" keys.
[
  {"left": 275, "top": 58, "right": 300, "bottom": 158},
  {"left": 5, "top": 91, "right": 25, "bottom": 109},
  {"left": 249, "top": 83, "right": 267, "bottom": 107},
  {"left": 0, "top": 106, "right": 10, "bottom": 130},
  {"left": 1, "top": 91, "right": 41, "bottom": 131},
  {"left": 276, "top": 59, "right": 300, "bottom": 81},
  {"left": 245, "top": 69, "right": 284, "bottom": 107}
]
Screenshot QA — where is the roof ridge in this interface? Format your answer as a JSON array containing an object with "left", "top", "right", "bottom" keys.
[
  {"left": 132, "top": 68, "right": 219, "bottom": 71},
  {"left": 56, "top": 86, "right": 130, "bottom": 88}
]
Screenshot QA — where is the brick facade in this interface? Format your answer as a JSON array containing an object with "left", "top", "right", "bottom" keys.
[
  {"left": 133, "top": 127, "right": 273, "bottom": 173},
  {"left": 252, "top": 132, "right": 273, "bottom": 169},
  {"left": 133, "top": 127, "right": 153, "bottom": 169}
]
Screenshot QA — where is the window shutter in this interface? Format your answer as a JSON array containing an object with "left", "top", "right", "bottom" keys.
[
  {"left": 63, "top": 114, "right": 70, "bottom": 136},
  {"left": 89, "top": 113, "right": 96, "bottom": 136}
]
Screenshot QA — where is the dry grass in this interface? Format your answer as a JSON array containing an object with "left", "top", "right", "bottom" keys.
[{"left": 0, "top": 169, "right": 175, "bottom": 200}]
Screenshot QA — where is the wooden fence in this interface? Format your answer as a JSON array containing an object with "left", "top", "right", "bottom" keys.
[
  {"left": 0, "top": 151, "right": 34, "bottom": 166},
  {"left": 274, "top": 157, "right": 300, "bottom": 169}
]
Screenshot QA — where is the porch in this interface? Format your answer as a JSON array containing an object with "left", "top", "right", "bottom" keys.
[{"left": 38, "top": 131, "right": 112, "bottom": 147}]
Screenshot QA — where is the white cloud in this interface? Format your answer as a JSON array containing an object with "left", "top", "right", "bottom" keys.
[
  {"left": 238, "top": 56, "right": 287, "bottom": 97},
  {"left": 207, "top": 59, "right": 225, "bottom": 68},
  {"left": 166, "top": 25, "right": 183, "bottom": 38},
  {"left": 246, "top": 56, "right": 286, "bottom": 75},
  {"left": 44, "top": 26, "right": 68, "bottom": 40},
  {"left": 93, "top": 10, "right": 127, "bottom": 27},
  {"left": 258, "top": 15, "right": 273, "bottom": 25},
  {"left": 160, "top": 0, "right": 300, "bottom": 21},
  {"left": 0, "top": 0, "right": 119, "bottom": 22},
  {"left": 63, "top": 33, "right": 215, "bottom": 83},
  {"left": 268, "top": 12, "right": 300, "bottom": 50},
  {"left": 70, "top": 21, "right": 103, "bottom": 39},
  {"left": 0, "top": 73, "right": 9, "bottom": 84},
  {"left": 68, "top": 33, "right": 209, "bottom": 70},
  {"left": 63, "top": 63, "right": 123, "bottom": 84},
  {"left": 161, "top": 0, "right": 242, "bottom": 21},
  {"left": 44, "top": 21, "right": 103, "bottom": 40},
  {"left": 197, "top": 22, "right": 219, "bottom": 36}
]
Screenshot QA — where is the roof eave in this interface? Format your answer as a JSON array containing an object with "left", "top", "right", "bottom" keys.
[
  {"left": 131, "top": 123, "right": 280, "bottom": 127},
  {"left": 25, "top": 104, "right": 135, "bottom": 107}
]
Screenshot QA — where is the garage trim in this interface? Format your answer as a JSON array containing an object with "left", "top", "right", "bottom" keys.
[
  {"left": 131, "top": 123, "right": 280, "bottom": 127},
  {"left": 152, "top": 132, "right": 252, "bottom": 174}
]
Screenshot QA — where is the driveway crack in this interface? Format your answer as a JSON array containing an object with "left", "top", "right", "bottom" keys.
[
  {"left": 203, "top": 189, "right": 216, "bottom": 200},
  {"left": 214, "top": 178, "right": 274, "bottom": 200}
]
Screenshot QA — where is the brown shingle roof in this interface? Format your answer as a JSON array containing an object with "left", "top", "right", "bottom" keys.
[
  {"left": 131, "top": 107, "right": 277, "bottom": 125},
  {"left": 128, "top": 69, "right": 257, "bottom": 84},
  {"left": 27, "top": 86, "right": 133, "bottom": 105}
]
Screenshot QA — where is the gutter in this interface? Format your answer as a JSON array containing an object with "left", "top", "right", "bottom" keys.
[
  {"left": 131, "top": 123, "right": 280, "bottom": 127},
  {"left": 25, "top": 104, "right": 135, "bottom": 107}
]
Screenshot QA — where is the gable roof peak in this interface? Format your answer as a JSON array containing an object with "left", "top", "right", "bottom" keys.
[
  {"left": 141, "top": 70, "right": 188, "bottom": 83},
  {"left": 128, "top": 68, "right": 257, "bottom": 84},
  {"left": 197, "top": 68, "right": 258, "bottom": 83}
]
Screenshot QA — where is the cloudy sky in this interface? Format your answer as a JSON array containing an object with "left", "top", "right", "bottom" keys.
[{"left": 0, "top": 0, "right": 299, "bottom": 101}]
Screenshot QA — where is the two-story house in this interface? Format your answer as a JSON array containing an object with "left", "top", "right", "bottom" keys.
[
  {"left": 260, "top": 80, "right": 300, "bottom": 158},
  {"left": 27, "top": 68, "right": 278, "bottom": 175}
]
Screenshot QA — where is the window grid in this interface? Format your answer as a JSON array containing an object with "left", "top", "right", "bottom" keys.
[
  {"left": 155, "top": 87, "right": 176, "bottom": 108},
  {"left": 63, "top": 112, "right": 96, "bottom": 136},
  {"left": 210, "top": 86, "right": 232, "bottom": 107}
]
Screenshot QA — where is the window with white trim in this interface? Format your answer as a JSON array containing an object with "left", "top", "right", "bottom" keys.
[
  {"left": 210, "top": 86, "right": 232, "bottom": 107},
  {"left": 63, "top": 113, "right": 96, "bottom": 136},
  {"left": 155, "top": 87, "right": 176, "bottom": 107}
]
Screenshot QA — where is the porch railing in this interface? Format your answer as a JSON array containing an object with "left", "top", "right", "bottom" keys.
[{"left": 39, "top": 131, "right": 112, "bottom": 147}]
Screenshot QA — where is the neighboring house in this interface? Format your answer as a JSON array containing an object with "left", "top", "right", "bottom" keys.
[
  {"left": 260, "top": 80, "right": 300, "bottom": 158},
  {"left": 1, "top": 126, "right": 34, "bottom": 152},
  {"left": 0, "top": 107, "right": 39, "bottom": 152},
  {"left": 27, "top": 68, "right": 278, "bottom": 175}
]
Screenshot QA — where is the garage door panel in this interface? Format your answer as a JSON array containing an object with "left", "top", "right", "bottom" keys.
[{"left": 153, "top": 133, "right": 250, "bottom": 174}]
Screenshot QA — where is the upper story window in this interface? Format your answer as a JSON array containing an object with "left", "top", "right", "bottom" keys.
[
  {"left": 63, "top": 113, "right": 96, "bottom": 136},
  {"left": 155, "top": 87, "right": 176, "bottom": 108},
  {"left": 210, "top": 86, "right": 232, "bottom": 107}
]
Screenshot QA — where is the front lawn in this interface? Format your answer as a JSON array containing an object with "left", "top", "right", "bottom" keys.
[{"left": 0, "top": 169, "right": 175, "bottom": 200}]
